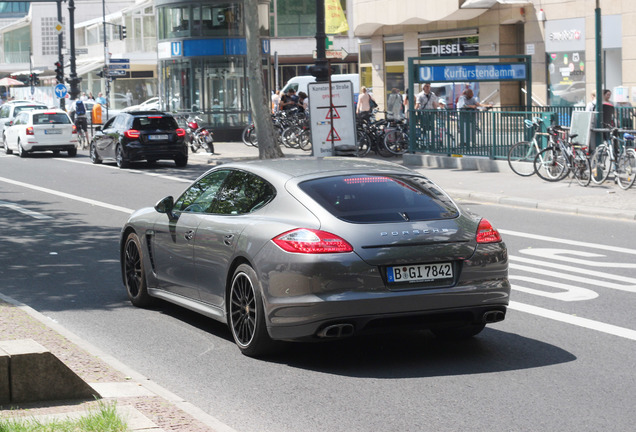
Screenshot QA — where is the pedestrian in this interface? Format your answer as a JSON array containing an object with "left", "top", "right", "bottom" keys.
[
  {"left": 602, "top": 88, "right": 615, "bottom": 128},
  {"left": 414, "top": 83, "right": 439, "bottom": 144},
  {"left": 271, "top": 90, "right": 280, "bottom": 113},
  {"left": 586, "top": 92, "right": 596, "bottom": 111},
  {"left": 126, "top": 89, "right": 133, "bottom": 107},
  {"left": 280, "top": 89, "right": 298, "bottom": 111},
  {"left": 297, "top": 91, "right": 308, "bottom": 113},
  {"left": 88, "top": 92, "right": 95, "bottom": 101},
  {"left": 356, "top": 86, "right": 375, "bottom": 120},
  {"left": 457, "top": 88, "right": 491, "bottom": 148},
  {"left": 96, "top": 92, "right": 107, "bottom": 107},
  {"left": 80, "top": 92, "right": 88, "bottom": 101},
  {"left": 386, "top": 88, "right": 404, "bottom": 120}
]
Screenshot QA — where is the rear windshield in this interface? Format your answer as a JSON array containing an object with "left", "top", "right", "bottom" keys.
[
  {"left": 15, "top": 105, "right": 47, "bottom": 115},
  {"left": 33, "top": 113, "right": 71, "bottom": 124},
  {"left": 132, "top": 116, "right": 177, "bottom": 130},
  {"left": 299, "top": 174, "right": 459, "bottom": 223}
]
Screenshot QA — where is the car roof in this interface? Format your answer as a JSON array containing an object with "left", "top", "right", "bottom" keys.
[
  {"left": 128, "top": 110, "right": 172, "bottom": 116},
  {"left": 217, "top": 157, "right": 413, "bottom": 181}
]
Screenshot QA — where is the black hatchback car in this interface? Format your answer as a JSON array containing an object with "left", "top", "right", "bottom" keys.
[{"left": 90, "top": 111, "right": 188, "bottom": 168}]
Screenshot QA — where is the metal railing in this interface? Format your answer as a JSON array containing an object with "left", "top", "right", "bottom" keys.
[{"left": 409, "top": 105, "right": 636, "bottom": 159}]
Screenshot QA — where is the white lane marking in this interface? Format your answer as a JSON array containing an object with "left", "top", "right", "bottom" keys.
[
  {"left": 510, "top": 262, "right": 636, "bottom": 293},
  {"left": 0, "top": 176, "right": 134, "bottom": 214},
  {"left": 59, "top": 158, "right": 193, "bottom": 183},
  {"left": 509, "top": 301, "right": 636, "bottom": 341},
  {"left": 0, "top": 201, "right": 53, "bottom": 219},
  {"left": 510, "top": 278, "right": 598, "bottom": 301},
  {"left": 499, "top": 229, "right": 636, "bottom": 256},
  {"left": 510, "top": 255, "right": 636, "bottom": 285},
  {"left": 520, "top": 248, "right": 636, "bottom": 269}
]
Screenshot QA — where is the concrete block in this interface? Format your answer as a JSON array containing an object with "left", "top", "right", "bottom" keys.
[
  {"left": 403, "top": 153, "right": 424, "bottom": 166},
  {"left": 458, "top": 157, "right": 479, "bottom": 171},
  {"left": 0, "top": 346, "right": 9, "bottom": 404},
  {"left": 0, "top": 339, "right": 100, "bottom": 404}
]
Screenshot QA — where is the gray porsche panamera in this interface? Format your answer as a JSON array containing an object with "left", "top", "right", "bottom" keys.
[{"left": 120, "top": 157, "right": 509, "bottom": 356}]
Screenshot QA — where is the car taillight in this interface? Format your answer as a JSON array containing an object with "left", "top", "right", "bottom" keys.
[
  {"left": 272, "top": 229, "right": 353, "bottom": 254},
  {"left": 176, "top": 128, "right": 186, "bottom": 137},
  {"left": 124, "top": 129, "right": 140, "bottom": 139},
  {"left": 72, "top": 125, "right": 77, "bottom": 134},
  {"left": 26, "top": 127, "right": 34, "bottom": 135},
  {"left": 476, "top": 219, "right": 502, "bottom": 244}
]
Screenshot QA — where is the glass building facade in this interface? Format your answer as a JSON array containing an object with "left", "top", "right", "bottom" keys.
[{"left": 156, "top": 0, "right": 265, "bottom": 140}]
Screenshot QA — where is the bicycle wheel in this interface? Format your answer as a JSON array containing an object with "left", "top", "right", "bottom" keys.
[
  {"left": 299, "top": 129, "right": 312, "bottom": 151},
  {"left": 534, "top": 147, "right": 567, "bottom": 182},
  {"left": 281, "top": 126, "right": 301, "bottom": 148},
  {"left": 356, "top": 130, "right": 371, "bottom": 157},
  {"left": 590, "top": 144, "right": 611, "bottom": 185},
  {"left": 242, "top": 124, "right": 256, "bottom": 146},
  {"left": 508, "top": 141, "right": 539, "bottom": 177},
  {"left": 572, "top": 148, "right": 592, "bottom": 187},
  {"left": 616, "top": 148, "right": 636, "bottom": 190},
  {"left": 383, "top": 129, "right": 409, "bottom": 155}
]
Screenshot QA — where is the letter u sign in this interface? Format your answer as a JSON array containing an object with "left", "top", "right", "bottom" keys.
[
  {"left": 419, "top": 67, "right": 432, "bottom": 82},
  {"left": 171, "top": 42, "right": 182, "bottom": 57}
]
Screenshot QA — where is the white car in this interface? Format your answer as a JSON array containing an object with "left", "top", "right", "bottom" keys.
[
  {"left": 122, "top": 97, "right": 161, "bottom": 112},
  {"left": 4, "top": 109, "right": 78, "bottom": 157}
]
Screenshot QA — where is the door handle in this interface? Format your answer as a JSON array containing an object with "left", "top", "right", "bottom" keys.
[
  {"left": 224, "top": 234, "right": 234, "bottom": 246},
  {"left": 184, "top": 230, "right": 195, "bottom": 241}
]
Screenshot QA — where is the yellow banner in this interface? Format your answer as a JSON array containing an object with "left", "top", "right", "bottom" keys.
[{"left": 325, "top": 0, "right": 349, "bottom": 34}]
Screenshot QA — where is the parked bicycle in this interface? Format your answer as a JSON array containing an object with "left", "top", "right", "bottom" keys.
[
  {"left": 533, "top": 128, "right": 591, "bottom": 186},
  {"left": 508, "top": 117, "right": 553, "bottom": 177},
  {"left": 590, "top": 128, "right": 636, "bottom": 190}
]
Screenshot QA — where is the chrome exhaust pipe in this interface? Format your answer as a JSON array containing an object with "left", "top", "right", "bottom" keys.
[
  {"left": 482, "top": 311, "right": 505, "bottom": 324},
  {"left": 317, "top": 323, "right": 355, "bottom": 338}
]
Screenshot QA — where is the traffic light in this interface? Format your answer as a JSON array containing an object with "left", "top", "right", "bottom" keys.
[
  {"left": 309, "top": 61, "right": 332, "bottom": 83},
  {"left": 119, "top": 25, "right": 127, "bottom": 39},
  {"left": 54, "top": 61, "right": 64, "bottom": 84}
]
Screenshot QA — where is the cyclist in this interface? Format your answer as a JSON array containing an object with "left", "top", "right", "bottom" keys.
[{"left": 69, "top": 98, "right": 89, "bottom": 149}]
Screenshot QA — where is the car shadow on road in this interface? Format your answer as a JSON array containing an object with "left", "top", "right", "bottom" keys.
[{"left": 266, "top": 329, "right": 576, "bottom": 378}]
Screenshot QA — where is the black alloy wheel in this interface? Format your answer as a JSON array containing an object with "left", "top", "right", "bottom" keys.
[
  {"left": 229, "top": 264, "right": 274, "bottom": 357},
  {"left": 90, "top": 142, "right": 102, "bottom": 164},
  {"left": 116, "top": 144, "right": 129, "bottom": 168},
  {"left": 123, "top": 232, "right": 152, "bottom": 307}
]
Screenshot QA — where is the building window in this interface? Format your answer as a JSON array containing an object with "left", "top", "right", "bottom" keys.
[
  {"left": 158, "top": 3, "right": 243, "bottom": 39},
  {"left": 385, "top": 41, "right": 404, "bottom": 96},
  {"left": 41, "top": 17, "right": 65, "bottom": 55},
  {"left": 270, "top": 0, "right": 316, "bottom": 37},
  {"left": 359, "top": 43, "right": 372, "bottom": 89}
]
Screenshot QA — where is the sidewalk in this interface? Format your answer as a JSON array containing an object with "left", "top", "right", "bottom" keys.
[
  {"left": 1, "top": 142, "right": 634, "bottom": 431},
  {"left": 204, "top": 141, "right": 636, "bottom": 221}
]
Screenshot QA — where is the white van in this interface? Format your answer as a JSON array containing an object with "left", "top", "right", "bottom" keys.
[{"left": 281, "top": 74, "right": 361, "bottom": 101}]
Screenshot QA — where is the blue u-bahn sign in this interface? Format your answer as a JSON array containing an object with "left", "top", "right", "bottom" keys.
[{"left": 416, "top": 63, "right": 527, "bottom": 83}]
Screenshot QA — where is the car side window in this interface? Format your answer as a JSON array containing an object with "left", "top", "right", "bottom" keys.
[
  {"left": 174, "top": 170, "right": 231, "bottom": 213},
  {"left": 14, "top": 113, "right": 27, "bottom": 125},
  {"left": 210, "top": 171, "right": 276, "bottom": 215},
  {"left": 0, "top": 106, "right": 9, "bottom": 118},
  {"left": 102, "top": 117, "right": 116, "bottom": 129}
]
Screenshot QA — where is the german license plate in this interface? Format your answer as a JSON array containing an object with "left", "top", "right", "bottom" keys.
[
  {"left": 148, "top": 134, "right": 169, "bottom": 140},
  {"left": 387, "top": 262, "right": 453, "bottom": 283},
  {"left": 45, "top": 129, "right": 62, "bottom": 134}
]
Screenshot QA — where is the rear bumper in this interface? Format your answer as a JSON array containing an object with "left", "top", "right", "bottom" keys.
[
  {"left": 123, "top": 142, "right": 187, "bottom": 161},
  {"left": 256, "top": 242, "right": 510, "bottom": 341},
  {"left": 24, "top": 143, "right": 77, "bottom": 152}
]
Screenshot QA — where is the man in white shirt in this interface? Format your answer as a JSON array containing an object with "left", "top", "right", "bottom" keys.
[{"left": 414, "top": 83, "right": 439, "bottom": 144}]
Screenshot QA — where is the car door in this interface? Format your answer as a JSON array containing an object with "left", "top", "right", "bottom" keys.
[
  {"left": 6, "top": 112, "right": 27, "bottom": 150},
  {"left": 150, "top": 169, "right": 231, "bottom": 299},
  {"left": 195, "top": 170, "right": 277, "bottom": 306}
]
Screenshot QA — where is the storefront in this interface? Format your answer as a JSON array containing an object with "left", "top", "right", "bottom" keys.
[{"left": 545, "top": 15, "right": 622, "bottom": 107}]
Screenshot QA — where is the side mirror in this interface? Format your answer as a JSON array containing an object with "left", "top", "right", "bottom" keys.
[
  {"left": 155, "top": 196, "right": 177, "bottom": 219},
  {"left": 95, "top": 126, "right": 102, "bottom": 132}
]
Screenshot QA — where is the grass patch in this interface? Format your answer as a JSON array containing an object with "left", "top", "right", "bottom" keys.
[{"left": 0, "top": 401, "right": 128, "bottom": 432}]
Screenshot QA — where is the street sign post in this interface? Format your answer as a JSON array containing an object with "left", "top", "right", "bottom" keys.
[
  {"left": 54, "top": 83, "right": 68, "bottom": 99},
  {"left": 308, "top": 80, "right": 356, "bottom": 156}
]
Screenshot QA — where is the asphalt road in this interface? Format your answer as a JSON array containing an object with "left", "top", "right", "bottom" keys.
[{"left": 1, "top": 151, "right": 635, "bottom": 432}]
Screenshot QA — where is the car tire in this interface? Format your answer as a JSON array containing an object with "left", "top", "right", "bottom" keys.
[
  {"left": 17, "top": 140, "right": 27, "bottom": 158},
  {"left": 3, "top": 135, "right": 12, "bottom": 155},
  {"left": 90, "top": 142, "right": 102, "bottom": 164},
  {"left": 228, "top": 264, "right": 275, "bottom": 357},
  {"left": 431, "top": 323, "right": 486, "bottom": 340},
  {"left": 67, "top": 147, "right": 77, "bottom": 157},
  {"left": 174, "top": 154, "right": 188, "bottom": 167},
  {"left": 123, "top": 232, "right": 153, "bottom": 308},
  {"left": 116, "top": 144, "right": 129, "bottom": 168}
]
